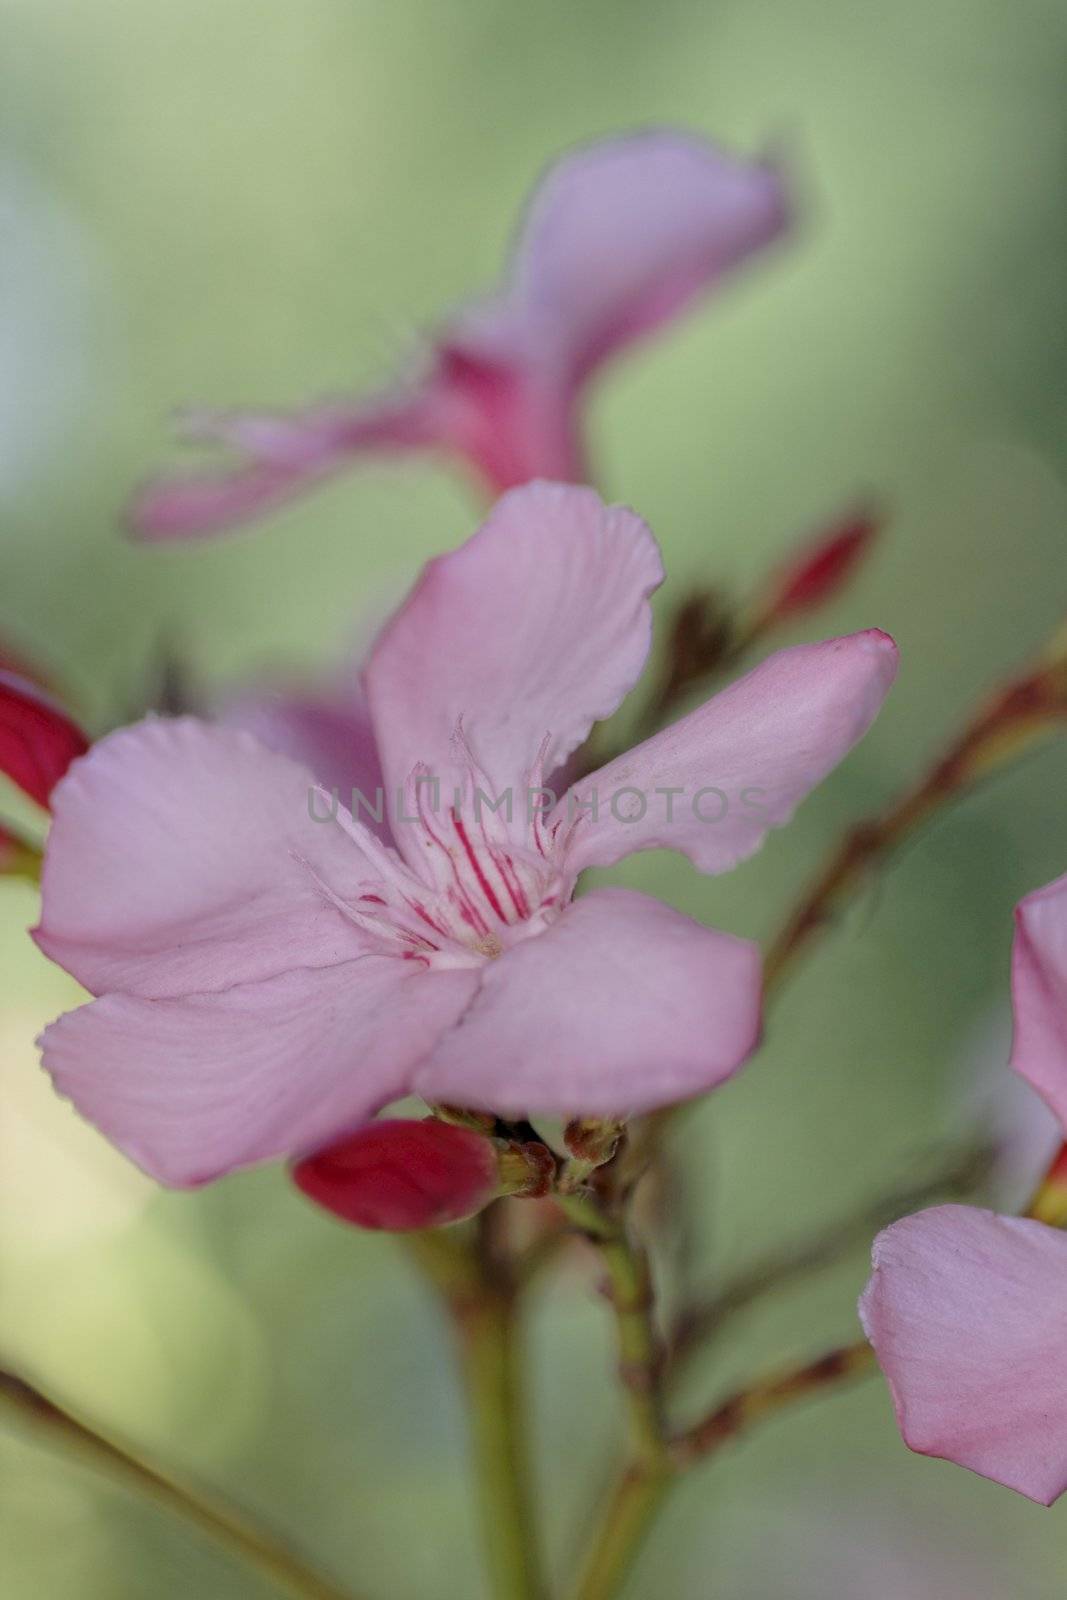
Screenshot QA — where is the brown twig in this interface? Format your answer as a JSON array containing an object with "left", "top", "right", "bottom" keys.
[
  {"left": 764, "top": 661, "right": 1067, "bottom": 995},
  {"left": 671, "top": 1338, "right": 877, "bottom": 1467},
  {"left": 667, "top": 1142, "right": 993, "bottom": 1375}
]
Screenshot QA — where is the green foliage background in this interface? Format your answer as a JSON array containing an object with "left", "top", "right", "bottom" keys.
[{"left": 2, "top": 1, "right": 1067, "bottom": 1594}]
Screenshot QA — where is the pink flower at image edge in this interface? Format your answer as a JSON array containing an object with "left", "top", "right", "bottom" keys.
[{"left": 860, "top": 871, "right": 1067, "bottom": 1506}]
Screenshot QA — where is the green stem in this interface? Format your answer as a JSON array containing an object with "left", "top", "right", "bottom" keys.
[
  {"left": 405, "top": 1219, "right": 546, "bottom": 1600},
  {"left": 0, "top": 1368, "right": 358, "bottom": 1600},
  {"left": 558, "top": 1194, "right": 672, "bottom": 1600},
  {"left": 666, "top": 1141, "right": 992, "bottom": 1378},
  {"left": 567, "top": 1340, "right": 877, "bottom": 1600},
  {"left": 567, "top": 1463, "right": 674, "bottom": 1600},
  {"left": 456, "top": 1284, "right": 545, "bottom": 1600}
]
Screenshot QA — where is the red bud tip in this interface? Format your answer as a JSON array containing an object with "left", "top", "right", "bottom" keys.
[
  {"left": 292, "top": 1118, "right": 500, "bottom": 1231},
  {"left": 0, "top": 671, "right": 89, "bottom": 810},
  {"left": 1047, "top": 1141, "right": 1067, "bottom": 1189},
  {"left": 769, "top": 510, "right": 880, "bottom": 618}
]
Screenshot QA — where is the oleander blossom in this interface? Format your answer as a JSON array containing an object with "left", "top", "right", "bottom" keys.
[
  {"left": 860, "top": 870, "right": 1067, "bottom": 1506},
  {"left": 129, "top": 129, "right": 788, "bottom": 541},
  {"left": 36, "top": 483, "right": 896, "bottom": 1186}
]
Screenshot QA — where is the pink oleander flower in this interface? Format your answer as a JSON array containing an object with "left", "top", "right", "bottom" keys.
[
  {"left": 860, "top": 870, "right": 1067, "bottom": 1505},
  {"left": 129, "top": 130, "right": 788, "bottom": 542},
  {"left": 35, "top": 482, "right": 896, "bottom": 1187}
]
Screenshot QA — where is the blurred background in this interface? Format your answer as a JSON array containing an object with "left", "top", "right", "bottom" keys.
[{"left": 2, "top": 0, "right": 1067, "bottom": 1594}]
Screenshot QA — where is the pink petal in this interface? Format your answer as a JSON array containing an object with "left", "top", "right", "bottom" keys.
[
  {"left": 503, "top": 129, "right": 789, "bottom": 385},
  {"left": 219, "top": 684, "right": 388, "bottom": 840},
  {"left": 414, "top": 886, "right": 760, "bottom": 1117},
  {"left": 364, "top": 482, "right": 663, "bottom": 835},
  {"left": 39, "top": 960, "right": 479, "bottom": 1187},
  {"left": 35, "top": 717, "right": 379, "bottom": 999},
  {"left": 129, "top": 396, "right": 437, "bottom": 542},
  {"left": 292, "top": 1117, "right": 499, "bottom": 1230},
  {"left": 860, "top": 1205, "right": 1067, "bottom": 1505},
  {"left": 1010, "top": 871, "right": 1067, "bottom": 1130},
  {"left": 0, "top": 669, "right": 89, "bottom": 808},
  {"left": 558, "top": 631, "right": 898, "bottom": 878}
]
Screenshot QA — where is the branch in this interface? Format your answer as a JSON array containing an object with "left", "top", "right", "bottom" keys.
[
  {"left": 555, "top": 1192, "right": 667, "bottom": 1464},
  {"left": 667, "top": 1142, "right": 993, "bottom": 1376},
  {"left": 557, "top": 1190, "right": 672, "bottom": 1600},
  {"left": 671, "top": 1338, "right": 877, "bottom": 1466},
  {"left": 565, "top": 1335, "right": 877, "bottom": 1600},
  {"left": 0, "top": 1367, "right": 360, "bottom": 1600},
  {"left": 764, "top": 657, "right": 1067, "bottom": 996},
  {"left": 404, "top": 1212, "right": 547, "bottom": 1600}
]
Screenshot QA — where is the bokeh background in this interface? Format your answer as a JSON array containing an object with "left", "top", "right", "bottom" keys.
[{"left": 3, "top": 0, "right": 1067, "bottom": 1595}]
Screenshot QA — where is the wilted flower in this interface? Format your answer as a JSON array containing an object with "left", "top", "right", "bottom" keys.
[
  {"left": 130, "top": 130, "right": 788, "bottom": 541},
  {"left": 36, "top": 483, "right": 895, "bottom": 1186}
]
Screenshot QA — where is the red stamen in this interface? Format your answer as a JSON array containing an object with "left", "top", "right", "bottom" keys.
[{"left": 452, "top": 811, "right": 507, "bottom": 922}]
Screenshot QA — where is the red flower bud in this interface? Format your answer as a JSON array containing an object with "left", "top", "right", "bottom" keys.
[
  {"left": 292, "top": 1118, "right": 501, "bottom": 1231},
  {"left": 0, "top": 671, "right": 89, "bottom": 809},
  {"left": 765, "top": 509, "right": 879, "bottom": 619}
]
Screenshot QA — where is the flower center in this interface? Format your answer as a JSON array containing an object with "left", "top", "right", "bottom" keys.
[
  {"left": 312, "top": 777, "right": 563, "bottom": 971},
  {"left": 403, "top": 801, "right": 561, "bottom": 963}
]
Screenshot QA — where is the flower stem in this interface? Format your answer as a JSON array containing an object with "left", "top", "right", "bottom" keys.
[
  {"left": 557, "top": 1192, "right": 673, "bottom": 1600},
  {"left": 666, "top": 1141, "right": 992, "bottom": 1377},
  {"left": 763, "top": 653, "right": 1067, "bottom": 996},
  {"left": 455, "top": 1282, "right": 545, "bottom": 1600},
  {"left": 566, "top": 1339, "right": 876, "bottom": 1600},
  {"left": 670, "top": 1338, "right": 877, "bottom": 1466},
  {"left": 404, "top": 1216, "right": 546, "bottom": 1600},
  {"left": 0, "top": 1367, "right": 358, "bottom": 1600},
  {"left": 556, "top": 1193, "right": 666, "bottom": 1463},
  {"left": 567, "top": 1462, "right": 674, "bottom": 1600}
]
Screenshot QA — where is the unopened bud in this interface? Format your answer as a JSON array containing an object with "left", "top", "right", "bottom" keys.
[
  {"left": 762, "top": 509, "right": 879, "bottom": 620},
  {"left": 292, "top": 1118, "right": 554, "bottom": 1232},
  {"left": 559, "top": 1118, "right": 626, "bottom": 1193},
  {"left": 0, "top": 671, "right": 89, "bottom": 809},
  {"left": 496, "top": 1138, "right": 557, "bottom": 1198},
  {"left": 564, "top": 1118, "right": 625, "bottom": 1166}
]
